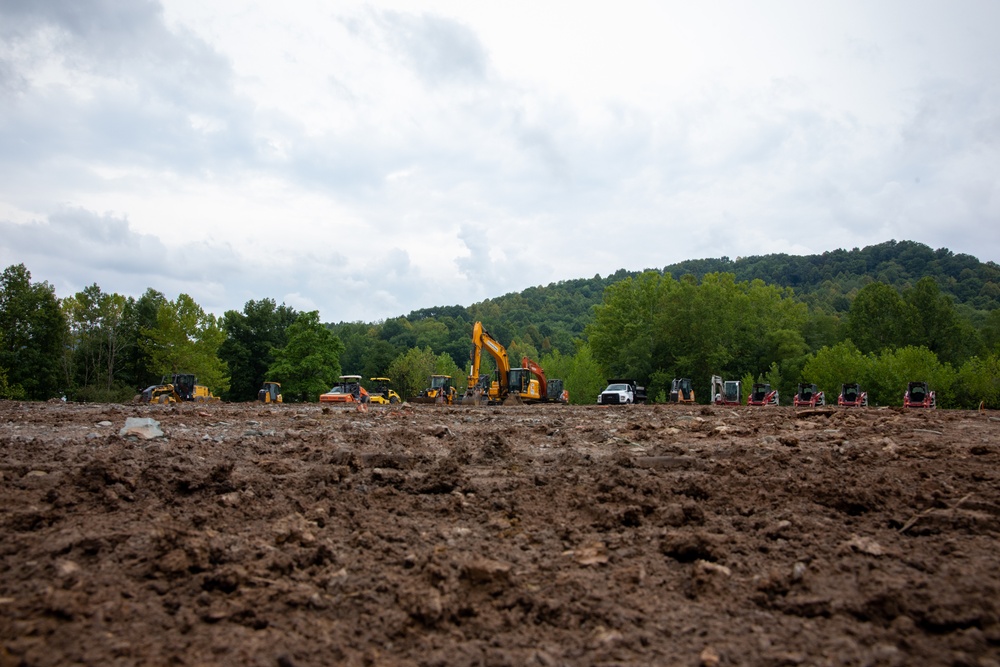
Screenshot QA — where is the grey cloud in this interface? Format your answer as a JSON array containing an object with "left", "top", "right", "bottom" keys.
[
  {"left": 0, "top": 207, "right": 244, "bottom": 307},
  {"left": 372, "top": 10, "right": 489, "bottom": 87},
  {"left": 0, "top": 0, "right": 249, "bottom": 176}
]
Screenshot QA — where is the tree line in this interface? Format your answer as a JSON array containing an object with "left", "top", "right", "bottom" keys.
[{"left": 2, "top": 239, "right": 999, "bottom": 408}]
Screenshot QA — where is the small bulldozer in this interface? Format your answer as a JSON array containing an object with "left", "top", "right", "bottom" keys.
[
  {"left": 141, "top": 374, "right": 220, "bottom": 404},
  {"left": 792, "top": 383, "right": 825, "bottom": 407},
  {"left": 838, "top": 383, "right": 868, "bottom": 407},
  {"left": 747, "top": 383, "right": 779, "bottom": 406},
  {"left": 669, "top": 378, "right": 695, "bottom": 404},
  {"left": 258, "top": 381, "right": 282, "bottom": 404},
  {"left": 904, "top": 381, "right": 936, "bottom": 409}
]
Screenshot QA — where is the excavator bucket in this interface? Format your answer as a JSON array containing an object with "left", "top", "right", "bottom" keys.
[{"left": 503, "top": 393, "right": 523, "bottom": 406}]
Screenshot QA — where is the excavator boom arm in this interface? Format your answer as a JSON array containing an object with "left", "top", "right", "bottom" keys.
[{"left": 468, "top": 322, "right": 511, "bottom": 395}]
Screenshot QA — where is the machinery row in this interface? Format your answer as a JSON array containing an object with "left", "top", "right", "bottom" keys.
[
  {"left": 319, "top": 321, "right": 570, "bottom": 407},
  {"left": 704, "top": 376, "right": 935, "bottom": 408},
  {"left": 595, "top": 375, "right": 936, "bottom": 408},
  {"left": 138, "top": 321, "right": 936, "bottom": 410}
]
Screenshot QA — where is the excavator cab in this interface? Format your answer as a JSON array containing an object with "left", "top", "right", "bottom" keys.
[
  {"left": 711, "top": 375, "right": 742, "bottom": 405},
  {"left": 506, "top": 367, "right": 541, "bottom": 403}
]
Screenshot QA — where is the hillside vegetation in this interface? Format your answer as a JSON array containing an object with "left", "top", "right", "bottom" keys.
[{"left": 2, "top": 240, "right": 999, "bottom": 408}]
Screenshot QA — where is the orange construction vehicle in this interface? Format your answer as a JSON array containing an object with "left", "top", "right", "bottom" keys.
[
  {"left": 320, "top": 375, "right": 370, "bottom": 404},
  {"left": 521, "top": 356, "right": 569, "bottom": 404}
]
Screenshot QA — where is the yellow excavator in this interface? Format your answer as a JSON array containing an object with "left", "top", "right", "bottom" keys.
[{"left": 462, "top": 322, "right": 540, "bottom": 405}]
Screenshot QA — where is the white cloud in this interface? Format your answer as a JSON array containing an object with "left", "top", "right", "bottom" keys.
[{"left": 1, "top": 0, "right": 998, "bottom": 322}]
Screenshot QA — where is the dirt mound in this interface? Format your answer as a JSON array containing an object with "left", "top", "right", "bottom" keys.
[{"left": 2, "top": 401, "right": 999, "bottom": 665}]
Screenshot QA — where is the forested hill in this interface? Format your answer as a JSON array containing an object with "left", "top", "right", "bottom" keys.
[
  {"left": 660, "top": 240, "right": 1000, "bottom": 313},
  {"left": 392, "top": 240, "right": 999, "bottom": 356}
]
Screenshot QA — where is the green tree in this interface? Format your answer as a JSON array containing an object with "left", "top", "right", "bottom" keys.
[
  {"left": 121, "top": 289, "right": 168, "bottom": 391},
  {"left": 801, "top": 341, "right": 870, "bottom": 400},
  {"left": 549, "top": 343, "right": 606, "bottom": 405},
  {"left": 904, "top": 276, "right": 972, "bottom": 365},
  {"left": 361, "top": 339, "right": 401, "bottom": 381},
  {"left": 219, "top": 299, "right": 297, "bottom": 401},
  {"left": 983, "top": 308, "right": 1000, "bottom": 353},
  {"left": 266, "top": 311, "right": 344, "bottom": 401},
  {"left": 588, "top": 271, "right": 674, "bottom": 383},
  {"left": 386, "top": 347, "right": 438, "bottom": 401},
  {"left": 0, "top": 365, "right": 22, "bottom": 399},
  {"left": 140, "top": 293, "right": 230, "bottom": 395},
  {"left": 846, "top": 282, "right": 916, "bottom": 355},
  {"left": 953, "top": 354, "right": 1000, "bottom": 409},
  {"left": 865, "top": 346, "right": 954, "bottom": 407},
  {"left": 62, "top": 284, "right": 132, "bottom": 400},
  {"left": 0, "top": 264, "right": 67, "bottom": 399}
]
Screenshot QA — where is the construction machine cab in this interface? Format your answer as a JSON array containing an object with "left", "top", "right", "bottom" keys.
[
  {"left": 711, "top": 375, "right": 742, "bottom": 405},
  {"left": 258, "top": 381, "right": 282, "bottom": 403},
  {"left": 429, "top": 375, "right": 453, "bottom": 392},
  {"left": 169, "top": 373, "right": 196, "bottom": 401},
  {"left": 669, "top": 378, "right": 695, "bottom": 403},
  {"left": 368, "top": 377, "right": 401, "bottom": 404},
  {"left": 838, "top": 382, "right": 868, "bottom": 407},
  {"left": 793, "top": 383, "right": 825, "bottom": 407},
  {"left": 507, "top": 368, "right": 532, "bottom": 396},
  {"left": 904, "top": 381, "right": 936, "bottom": 408},
  {"left": 748, "top": 383, "right": 779, "bottom": 406}
]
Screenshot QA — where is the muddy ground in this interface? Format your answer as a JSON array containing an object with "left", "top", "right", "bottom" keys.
[{"left": 1, "top": 400, "right": 999, "bottom": 667}]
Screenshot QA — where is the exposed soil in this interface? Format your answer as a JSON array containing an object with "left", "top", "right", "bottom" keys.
[{"left": 2, "top": 400, "right": 1000, "bottom": 666}]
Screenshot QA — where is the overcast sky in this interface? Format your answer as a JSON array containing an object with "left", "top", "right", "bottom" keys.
[{"left": 1, "top": 1, "right": 998, "bottom": 322}]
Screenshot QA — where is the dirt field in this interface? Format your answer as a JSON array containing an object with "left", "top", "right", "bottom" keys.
[{"left": 1, "top": 400, "right": 999, "bottom": 667}]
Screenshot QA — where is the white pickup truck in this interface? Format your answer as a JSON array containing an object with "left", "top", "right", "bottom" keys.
[{"left": 596, "top": 379, "right": 647, "bottom": 405}]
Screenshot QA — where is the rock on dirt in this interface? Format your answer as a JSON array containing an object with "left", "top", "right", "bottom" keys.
[{"left": 2, "top": 400, "right": 1000, "bottom": 665}]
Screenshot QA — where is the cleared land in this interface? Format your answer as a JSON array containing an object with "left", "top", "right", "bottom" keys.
[{"left": 2, "top": 400, "right": 999, "bottom": 666}]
